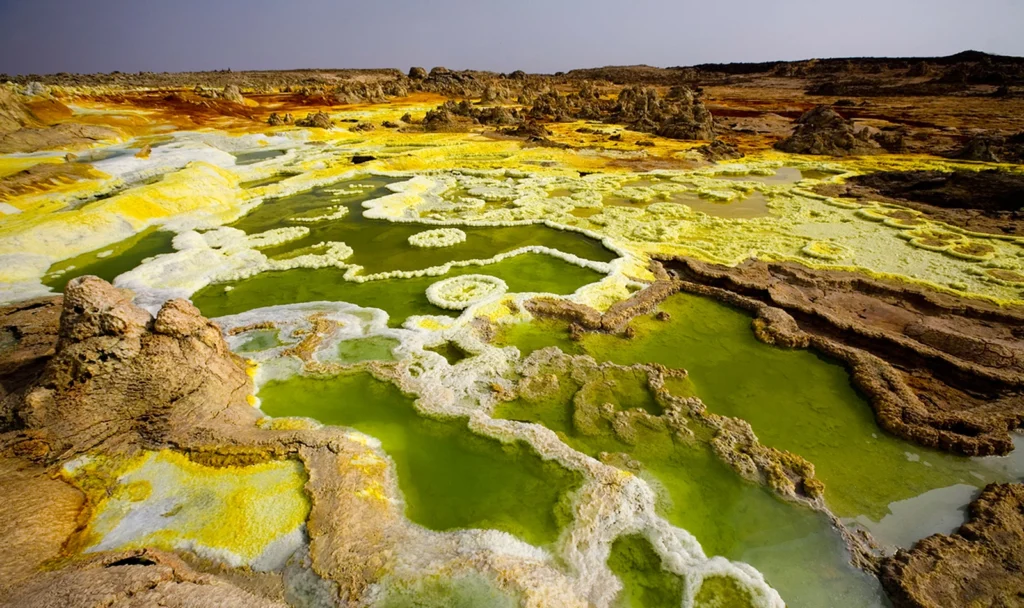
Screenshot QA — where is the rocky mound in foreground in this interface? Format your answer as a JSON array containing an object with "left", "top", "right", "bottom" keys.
[{"left": 1, "top": 276, "right": 258, "bottom": 462}]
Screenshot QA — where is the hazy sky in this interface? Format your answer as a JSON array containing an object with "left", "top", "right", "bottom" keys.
[{"left": 2, "top": 0, "right": 1022, "bottom": 75}]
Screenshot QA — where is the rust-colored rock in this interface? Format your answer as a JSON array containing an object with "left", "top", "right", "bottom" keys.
[
  {"left": 0, "top": 456, "right": 86, "bottom": 592},
  {"left": 880, "top": 483, "right": 1024, "bottom": 608}
]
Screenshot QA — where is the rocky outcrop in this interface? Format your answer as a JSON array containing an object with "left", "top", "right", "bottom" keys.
[
  {"left": 0, "top": 87, "right": 39, "bottom": 134},
  {"left": 660, "top": 257, "right": 1024, "bottom": 457},
  {"left": 774, "top": 106, "right": 881, "bottom": 156},
  {"left": 267, "top": 112, "right": 293, "bottom": 126},
  {"left": 880, "top": 483, "right": 1024, "bottom": 608},
  {"left": 0, "top": 277, "right": 258, "bottom": 462},
  {"left": 0, "top": 122, "right": 120, "bottom": 154},
  {"left": 695, "top": 139, "right": 744, "bottom": 161},
  {"left": 222, "top": 84, "right": 246, "bottom": 104},
  {"left": 423, "top": 100, "right": 522, "bottom": 132},
  {"left": 408, "top": 66, "right": 427, "bottom": 80},
  {"left": 950, "top": 132, "right": 1024, "bottom": 164},
  {"left": 295, "top": 111, "right": 333, "bottom": 129},
  {"left": 0, "top": 456, "right": 86, "bottom": 591},
  {"left": 0, "top": 297, "right": 61, "bottom": 402}
]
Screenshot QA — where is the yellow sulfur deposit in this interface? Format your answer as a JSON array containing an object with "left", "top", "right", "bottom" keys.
[{"left": 63, "top": 450, "right": 310, "bottom": 569}]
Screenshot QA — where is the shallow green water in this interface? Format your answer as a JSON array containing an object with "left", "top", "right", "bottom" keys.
[
  {"left": 232, "top": 176, "right": 618, "bottom": 276},
  {"left": 237, "top": 329, "right": 281, "bottom": 353},
  {"left": 336, "top": 336, "right": 400, "bottom": 363},
  {"left": 499, "top": 293, "right": 1015, "bottom": 522},
  {"left": 581, "top": 293, "right": 1014, "bottom": 521},
  {"left": 376, "top": 573, "right": 520, "bottom": 608},
  {"left": 43, "top": 229, "right": 176, "bottom": 292},
  {"left": 607, "top": 535, "right": 685, "bottom": 608},
  {"left": 425, "top": 341, "right": 470, "bottom": 365},
  {"left": 493, "top": 363, "right": 888, "bottom": 608},
  {"left": 257, "top": 372, "right": 581, "bottom": 547},
  {"left": 192, "top": 253, "right": 605, "bottom": 325}
]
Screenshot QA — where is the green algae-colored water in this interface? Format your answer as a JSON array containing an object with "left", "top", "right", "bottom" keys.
[
  {"left": 607, "top": 535, "right": 685, "bottom": 608},
  {"left": 336, "top": 335, "right": 400, "bottom": 363},
  {"left": 232, "top": 176, "right": 618, "bottom": 276},
  {"left": 425, "top": 341, "right": 471, "bottom": 365},
  {"left": 43, "top": 229, "right": 176, "bottom": 292},
  {"left": 492, "top": 359, "right": 888, "bottom": 608},
  {"left": 233, "top": 148, "right": 286, "bottom": 165},
  {"left": 192, "top": 252, "right": 606, "bottom": 325},
  {"left": 257, "top": 372, "right": 581, "bottom": 547},
  {"left": 237, "top": 329, "right": 281, "bottom": 353},
  {"left": 499, "top": 292, "right": 1016, "bottom": 524}
]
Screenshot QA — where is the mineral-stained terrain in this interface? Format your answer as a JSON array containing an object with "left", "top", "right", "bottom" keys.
[{"left": 0, "top": 51, "right": 1022, "bottom": 608}]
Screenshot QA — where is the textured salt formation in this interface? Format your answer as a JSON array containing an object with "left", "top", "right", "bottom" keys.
[
  {"left": 408, "top": 227, "right": 467, "bottom": 248},
  {"left": 425, "top": 274, "right": 508, "bottom": 310}
]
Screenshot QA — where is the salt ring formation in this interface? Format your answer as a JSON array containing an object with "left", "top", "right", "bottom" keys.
[{"left": 0, "top": 59, "right": 1023, "bottom": 608}]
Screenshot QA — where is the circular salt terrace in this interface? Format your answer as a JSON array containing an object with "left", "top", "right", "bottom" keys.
[
  {"left": 425, "top": 274, "right": 508, "bottom": 310},
  {"left": 408, "top": 228, "right": 467, "bottom": 248}
]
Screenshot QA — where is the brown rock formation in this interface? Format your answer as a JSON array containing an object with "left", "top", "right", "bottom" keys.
[
  {"left": 0, "top": 277, "right": 442, "bottom": 604},
  {"left": 295, "top": 111, "right": 333, "bottom": 129},
  {"left": 880, "top": 483, "right": 1024, "bottom": 608},
  {"left": 0, "top": 297, "right": 61, "bottom": 401},
  {"left": 0, "top": 456, "right": 86, "bottom": 592},
  {"left": 774, "top": 105, "right": 881, "bottom": 156},
  {"left": 0, "top": 276, "right": 258, "bottom": 462},
  {"left": 222, "top": 84, "right": 246, "bottom": 104}
]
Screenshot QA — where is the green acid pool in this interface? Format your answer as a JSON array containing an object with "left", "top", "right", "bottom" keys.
[
  {"left": 257, "top": 372, "right": 581, "bottom": 547},
  {"left": 192, "top": 252, "right": 606, "bottom": 324}
]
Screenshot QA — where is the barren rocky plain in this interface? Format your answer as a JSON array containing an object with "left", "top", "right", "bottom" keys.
[{"left": 0, "top": 51, "right": 1022, "bottom": 608}]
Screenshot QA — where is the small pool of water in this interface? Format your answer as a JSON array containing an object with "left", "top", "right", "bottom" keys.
[
  {"left": 192, "top": 253, "right": 607, "bottom": 325},
  {"left": 257, "top": 371, "right": 581, "bottom": 547},
  {"left": 714, "top": 167, "right": 822, "bottom": 186},
  {"left": 672, "top": 191, "right": 771, "bottom": 219},
  {"left": 233, "top": 149, "right": 287, "bottom": 165},
  {"left": 240, "top": 173, "right": 299, "bottom": 189},
  {"left": 43, "top": 229, "right": 176, "bottom": 292}
]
